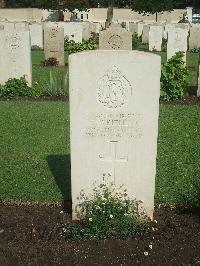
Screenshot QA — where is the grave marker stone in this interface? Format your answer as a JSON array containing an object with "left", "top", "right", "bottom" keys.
[
  {"left": 142, "top": 24, "right": 150, "bottom": 44},
  {"left": 149, "top": 25, "right": 163, "bottom": 51},
  {"left": 44, "top": 26, "right": 64, "bottom": 66},
  {"left": 99, "top": 26, "right": 132, "bottom": 50},
  {"left": 189, "top": 25, "right": 200, "bottom": 50},
  {"left": 69, "top": 50, "right": 161, "bottom": 220},
  {"left": 29, "top": 23, "right": 43, "bottom": 48},
  {"left": 0, "top": 29, "right": 32, "bottom": 86},
  {"left": 167, "top": 27, "right": 188, "bottom": 62}
]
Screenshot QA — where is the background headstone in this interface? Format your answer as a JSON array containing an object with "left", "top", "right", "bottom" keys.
[
  {"left": 149, "top": 25, "right": 163, "bottom": 51},
  {"left": 189, "top": 25, "right": 200, "bottom": 50},
  {"left": 0, "top": 29, "right": 32, "bottom": 86},
  {"left": 69, "top": 50, "right": 161, "bottom": 220},
  {"left": 167, "top": 27, "right": 188, "bottom": 62},
  {"left": 142, "top": 24, "right": 150, "bottom": 44},
  {"left": 99, "top": 26, "right": 132, "bottom": 50},
  {"left": 29, "top": 23, "right": 43, "bottom": 48},
  {"left": 44, "top": 26, "right": 64, "bottom": 66}
]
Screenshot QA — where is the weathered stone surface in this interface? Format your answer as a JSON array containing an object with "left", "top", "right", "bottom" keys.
[
  {"left": 167, "top": 27, "right": 188, "bottom": 62},
  {"left": 29, "top": 23, "right": 43, "bottom": 48},
  {"left": 0, "top": 29, "right": 32, "bottom": 86},
  {"left": 99, "top": 26, "right": 132, "bottom": 50},
  {"left": 44, "top": 26, "right": 64, "bottom": 66},
  {"left": 149, "top": 25, "right": 163, "bottom": 51},
  {"left": 189, "top": 24, "right": 200, "bottom": 50},
  {"left": 142, "top": 24, "right": 150, "bottom": 43},
  {"left": 69, "top": 50, "right": 161, "bottom": 220}
]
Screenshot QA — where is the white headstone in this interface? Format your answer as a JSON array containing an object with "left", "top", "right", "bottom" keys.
[
  {"left": 0, "top": 22, "right": 15, "bottom": 31},
  {"left": 137, "top": 22, "right": 145, "bottom": 37},
  {"left": 29, "top": 23, "right": 43, "bottom": 48},
  {"left": 0, "top": 29, "right": 32, "bottom": 86},
  {"left": 149, "top": 25, "right": 163, "bottom": 51},
  {"left": 69, "top": 50, "right": 161, "bottom": 220},
  {"left": 167, "top": 27, "right": 188, "bottom": 62},
  {"left": 189, "top": 24, "right": 200, "bottom": 50},
  {"left": 44, "top": 26, "right": 64, "bottom": 66},
  {"left": 63, "top": 22, "right": 83, "bottom": 43},
  {"left": 14, "top": 22, "right": 28, "bottom": 31},
  {"left": 99, "top": 27, "right": 132, "bottom": 50},
  {"left": 129, "top": 22, "right": 137, "bottom": 34},
  {"left": 142, "top": 24, "right": 150, "bottom": 43}
]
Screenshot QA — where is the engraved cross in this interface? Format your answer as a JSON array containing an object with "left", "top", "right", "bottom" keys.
[{"left": 99, "top": 141, "right": 128, "bottom": 181}]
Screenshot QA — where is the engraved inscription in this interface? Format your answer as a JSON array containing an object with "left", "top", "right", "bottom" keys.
[
  {"left": 97, "top": 66, "right": 132, "bottom": 109},
  {"left": 84, "top": 113, "right": 142, "bottom": 139},
  {"left": 99, "top": 141, "right": 128, "bottom": 181},
  {"left": 6, "top": 33, "right": 21, "bottom": 51},
  {"left": 108, "top": 34, "right": 123, "bottom": 49},
  {"left": 50, "top": 28, "right": 58, "bottom": 38}
]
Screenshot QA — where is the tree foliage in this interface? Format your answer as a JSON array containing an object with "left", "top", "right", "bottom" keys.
[
  {"left": 4, "top": 0, "right": 131, "bottom": 10},
  {"left": 130, "top": 0, "right": 176, "bottom": 14}
]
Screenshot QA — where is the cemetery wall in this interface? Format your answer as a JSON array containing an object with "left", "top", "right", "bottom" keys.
[{"left": 0, "top": 8, "right": 43, "bottom": 22}]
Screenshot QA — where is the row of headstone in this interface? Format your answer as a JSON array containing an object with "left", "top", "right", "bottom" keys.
[
  {"left": 0, "top": 21, "right": 102, "bottom": 49},
  {"left": 129, "top": 21, "right": 200, "bottom": 51}
]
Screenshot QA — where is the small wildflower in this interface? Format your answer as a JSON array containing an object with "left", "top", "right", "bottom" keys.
[
  {"left": 109, "top": 214, "right": 113, "bottom": 219},
  {"left": 149, "top": 244, "right": 153, "bottom": 249},
  {"left": 60, "top": 210, "right": 64, "bottom": 214},
  {"left": 89, "top": 217, "right": 92, "bottom": 222},
  {"left": 144, "top": 251, "right": 149, "bottom": 256}
]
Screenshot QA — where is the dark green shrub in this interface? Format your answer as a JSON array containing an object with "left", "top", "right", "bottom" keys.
[
  {"left": 190, "top": 47, "right": 200, "bottom": 53},
  {"left": 62, "top": 182, "right": 147, "bottom": 240},
  {"left": 64, "top": 34, "right": 99, "bottom": 54},
  {"left": 31, "top": 45, "right": 43, "bottom": 51},
  {"left": 162, "top": 38, "right": 167, "bottom": 52},
  {"left": 161, "top": 52, "right": 188, "bottom": 100},
  {"left": 132, "top": 32, "right": 142, "bottom": 49},
  {"left": 0, "top": 77, "right": 41, "bottom": 97},
  {"left": 44, "top": 57, "right": 59, "bottom": 67}
]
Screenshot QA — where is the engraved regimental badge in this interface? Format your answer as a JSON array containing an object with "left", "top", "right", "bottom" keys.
[
  {"left": 97, "top": 66, "right": 132, "bottom": 109},
  {"left": 108, "top": 34, "right": 123, "bottom": 49}
]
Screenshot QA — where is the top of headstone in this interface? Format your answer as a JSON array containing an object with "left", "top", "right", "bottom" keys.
[{"left": 99, "top": 26, "right": 132, "bottom": 50}]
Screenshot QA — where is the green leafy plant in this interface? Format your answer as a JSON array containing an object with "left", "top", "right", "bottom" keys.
[
  {"left": 189, "top": 47, "right": 200, "bottom": 53},
  {"left": 64, "top": 34, "right": 99, "bottom": 54},
  {"left": 44, "top": 57, "right": 59, "bottom": 67},
  {"left": 44, "top": 71, "right": 68, "bottom": 96},
  {"left": 161, "top": 52, "right": 189, "bottom": 100},
  {"left": 132, "top": 32, "right": 142, "bottom": 49},
  {"left": 161, "top": 38, "right": 167, "bottom": 52},
  {"left": 0, "top": 77, "right": 40, "bottom": 97},
  {"left": 62, "top": 181, "right": 147, "bottom": 240},
  {"left": 31, "top": 45, "right": 43, "bottom": 51}
]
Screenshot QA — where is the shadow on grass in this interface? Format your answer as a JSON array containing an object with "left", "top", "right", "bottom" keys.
[
  {"left": 188, "top": 85, "right": 198, "bottom": 96},
  {"left": 47, "top": 154, "right": 72, "bottom": 214}
]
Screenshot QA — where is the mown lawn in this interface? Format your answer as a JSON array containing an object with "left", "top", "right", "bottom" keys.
[
  {"left": 0, "top": 101, "right": 199, "bottom": 206},
  {"left": 31, "top": 49, "right": 200, "bottom": 95}
]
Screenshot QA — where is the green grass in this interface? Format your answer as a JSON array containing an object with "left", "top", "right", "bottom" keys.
[
  {"left": 0, "top": 102, "right": 200, "bottom": 206},
  {"left": 31, "top": 49, "right": 199, "bottom": 96},
  {"left": 0, "top": 101, "right": 70, "bottom": 202}
]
